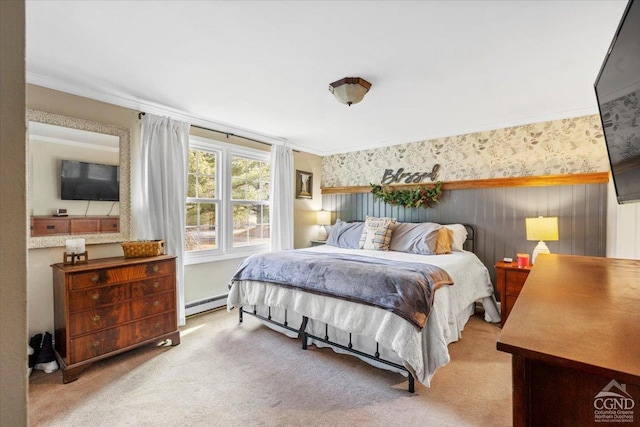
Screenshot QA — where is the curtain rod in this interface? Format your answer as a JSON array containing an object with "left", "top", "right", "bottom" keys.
[{"left": 138, "top": 112, "right": 297, "bottom": 151}]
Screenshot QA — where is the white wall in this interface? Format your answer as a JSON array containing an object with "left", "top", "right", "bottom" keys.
[
  {"left": 606, "top": 179, "right": 640, "bottom": 259},
  {"left": 26, "top": 85, "right": 141, "bottom": 337},
  {"left": 30, "top": 139, "right": 119, "bottom": 216},
  {"left": 293, "top": 150, "right": 324, "bottom": 249}
]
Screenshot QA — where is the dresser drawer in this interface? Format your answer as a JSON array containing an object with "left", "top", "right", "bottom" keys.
[
  {"left": 131, "top": 276, "right": 175, "bottom": 298},
  {"left": 69, "top": 313, "right": 175, "bottom": 364},
  {"left": 69, "top": 303, "right": 129, "bottom": 337},
  {"left": 101, "top": 218, "right": 119, "bottom": 233},
  {"left": 70, "top": 218, "right": 100, "bottom": 234},
  {"left": 135, "top": 312, "right": 176, "bottom": 342},
  {"left": 69, "top": 259, "right": 175, "bottom": 290},
  {"left": 505, "top": 270, "right": 529, "bottom": 296},
  {"left": 70, "top": 326, "right": 127, "bottom": 364},
  {"left": 32, "top": 218, "right": 70, "bottom": 235},
  {"left": 131, "top": 292, "right": 176, "bottom": 319},
  {"left": 68, "top": 284, "right": 128, "bottom": 312}
]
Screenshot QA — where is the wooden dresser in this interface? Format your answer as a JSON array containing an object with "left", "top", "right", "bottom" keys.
[
  {"left": 495, "top": 261, "right": 531, "bottom": 327},
  {"left": 52, "top": 255, "right": 180, "bottom": 383},
  {"left": 497, "top": 255, "right": 640, "bottom": 426}
]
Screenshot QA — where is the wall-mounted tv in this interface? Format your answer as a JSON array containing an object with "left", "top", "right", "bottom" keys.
[
  {"left": 61, "top": 160, "right": 120, "bottom": 202},
  {"left": 594, "top": 0, "right": 640, "bottom": 204}
]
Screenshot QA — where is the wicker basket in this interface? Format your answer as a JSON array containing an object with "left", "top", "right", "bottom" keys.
[{"left": 121, "top": 240, "right": 165, "bottom": 258}]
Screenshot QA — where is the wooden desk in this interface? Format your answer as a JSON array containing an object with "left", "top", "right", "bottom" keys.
[{"left": 497, "top": 254, "right": 640, "bottom": 426}]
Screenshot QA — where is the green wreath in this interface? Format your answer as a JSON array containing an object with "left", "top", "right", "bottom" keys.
[{"left": 370, "top": 181, "right": 443, "bottom": 208}]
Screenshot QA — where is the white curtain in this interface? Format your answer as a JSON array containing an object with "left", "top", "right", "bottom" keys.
[
  {"left": 270, "top": 144, "right": 294, "bottom": 251},
  {"left": 138, "top": 114, "right": 190, "bottom": 325}
]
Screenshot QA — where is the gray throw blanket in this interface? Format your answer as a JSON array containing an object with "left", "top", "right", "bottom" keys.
[{"left": 231, "top": 251, "right": 454, "bottom": 329}]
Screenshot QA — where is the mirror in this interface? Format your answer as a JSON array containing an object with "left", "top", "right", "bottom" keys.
[{"left": 27, "top": 109, "right": 131, "bottom": 248}]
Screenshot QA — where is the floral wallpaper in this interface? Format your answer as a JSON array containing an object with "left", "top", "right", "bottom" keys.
[{"left": 322, "top": 115, "right": 609, "bottom": 187}]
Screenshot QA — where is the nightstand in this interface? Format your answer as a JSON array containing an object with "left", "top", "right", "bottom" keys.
[
  {"left": 495, "top": 261, "right": 532, "bottom": 327},
  {"left": 310, "top": 240, "right": 326, "bottom": 247}
]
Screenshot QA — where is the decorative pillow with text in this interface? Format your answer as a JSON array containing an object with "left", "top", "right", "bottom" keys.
[{"left": 359, "top": 216, "right": 397, "bottom": 251}]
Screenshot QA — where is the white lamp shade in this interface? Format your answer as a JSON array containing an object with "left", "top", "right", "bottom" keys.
[
  {"left": 316, "top": 210, "right": 331, "bottom": 226},
  {"left": 526, "top": 217, "right": 559, "bottom": 242}
]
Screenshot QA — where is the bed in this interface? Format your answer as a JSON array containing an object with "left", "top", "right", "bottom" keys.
[{"left": 227, "top": 221, "right": 500, "bottom": 392}]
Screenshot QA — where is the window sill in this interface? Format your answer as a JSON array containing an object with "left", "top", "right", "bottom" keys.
[{"left": 184, "top": 247, "right": 269, "bottom": 265}]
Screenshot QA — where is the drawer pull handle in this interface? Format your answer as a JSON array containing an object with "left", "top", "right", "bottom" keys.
[
  {"left": 152, "top": 265, "right": 159, "bottom": 273},
  {"left": 92, "top": 341, "right": 100, "bottom": 348},
  {"left": 153, "top": 300, "right": 160, "bottom": 307},
  {"left": 153, "top": 281, "right": 160, "bottom": 288},
  {"left": 93, "top": 315, "right": 101, "bottom": 322},
  {"left": 155, "top": 323, "right": 161, "bottom": 329},
  {"left": 47, "top": 225, "right": 55, "bottom": 230},
  {"left": 92, "top": 293, "right": 100, "bottom": 301},
  {"left": 91, "top": 275, "right": 99, "bottom": 282}
]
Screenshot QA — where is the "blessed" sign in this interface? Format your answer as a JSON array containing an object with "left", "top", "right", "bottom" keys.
[{"left": 380, "top": 164, "right": 440, "bottom": 184}]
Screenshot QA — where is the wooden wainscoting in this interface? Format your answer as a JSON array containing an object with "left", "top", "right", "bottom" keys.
[{"left": 321, "top": 180, "right": 608, "bottom": 288}]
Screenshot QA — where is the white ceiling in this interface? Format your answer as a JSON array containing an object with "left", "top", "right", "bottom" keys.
[{"left": 25, "top": 1, "right": 628, "bottom": 156}]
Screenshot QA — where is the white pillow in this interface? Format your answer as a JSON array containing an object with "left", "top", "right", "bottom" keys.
[
  {"left": 445, "top": 224, "right": 468, "bottom": 252},
  {"left": 326, "top": 219, "right": 364, "bottom": 249},
  {"left": 389, "top": 222, "right": 442, "bottom": 254}
]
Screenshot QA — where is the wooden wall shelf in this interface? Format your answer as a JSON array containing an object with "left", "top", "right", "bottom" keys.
[
  {"left": 321, "top": 172, "right": 609, "bottom": 195},
  {"left": 31, "top": 216, "right": 120, "bottom": 237}
]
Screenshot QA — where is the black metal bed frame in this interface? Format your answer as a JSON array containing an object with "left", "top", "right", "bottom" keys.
[
  {"left": 239, "top": 305, "right": 415, "bottom": 393},
  {"left": 236, "top": 224, "right": 476, "bottom": 395}
]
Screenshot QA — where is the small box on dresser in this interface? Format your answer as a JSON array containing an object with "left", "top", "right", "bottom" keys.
[{"left": 51, "top": 254, "right": 180, "bottom": 383}]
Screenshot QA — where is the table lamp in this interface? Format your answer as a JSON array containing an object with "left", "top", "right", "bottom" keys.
[
  {"left": 316, "top": 210, "right": 331, "bottom": 241},
  {"left": 526, "top": 216, "right": 558, "bottom": 264}
]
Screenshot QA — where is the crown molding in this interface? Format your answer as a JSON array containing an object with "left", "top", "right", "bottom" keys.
[{"left": 26, "top": 72, "right": 320, "bottom": 155}]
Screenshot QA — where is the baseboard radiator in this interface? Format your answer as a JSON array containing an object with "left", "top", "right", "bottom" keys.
[{"left": 185, "top": 294, "right": 228, "bottom": 317}]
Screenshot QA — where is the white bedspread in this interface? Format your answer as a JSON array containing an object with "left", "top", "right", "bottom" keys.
[{"left": 227, "top": 246, "right": 499, "bottom": 387}]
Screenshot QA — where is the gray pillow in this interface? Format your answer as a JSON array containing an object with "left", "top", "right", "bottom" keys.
[
  {"left": 389, "top": 222, "right": 443, "bottom": 255},
  {"left": 326, "top": 219, "right": 364, "bottom": 249}
]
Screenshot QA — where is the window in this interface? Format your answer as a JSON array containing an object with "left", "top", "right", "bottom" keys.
[
  {"left": 186, "top": 149, "right": 219, "bottom": 252},
  {"left": 185, "top": 136, "right": 270, "bottom": 264},
  {"left": 231, "top": 156, "right": 270, "bottom": 248}
]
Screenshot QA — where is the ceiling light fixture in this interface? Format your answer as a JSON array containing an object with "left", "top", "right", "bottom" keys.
[{"left": 328, "top": 77, "right": 371, "bottom": 106}]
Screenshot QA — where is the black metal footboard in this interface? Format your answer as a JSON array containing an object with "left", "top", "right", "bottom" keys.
[{"left": 239, "top": 305, "right": 415, "bottom": 393}]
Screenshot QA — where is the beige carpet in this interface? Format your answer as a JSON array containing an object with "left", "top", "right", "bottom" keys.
[{"left": 29, "top": 308, "right": 512, "bottom": 426}]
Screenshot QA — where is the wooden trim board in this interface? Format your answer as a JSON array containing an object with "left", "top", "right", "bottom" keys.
[{"left": 321, "top": 172, "right": 609, "bottom": 194}]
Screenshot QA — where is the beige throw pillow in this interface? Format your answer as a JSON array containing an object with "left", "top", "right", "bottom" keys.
[
  {"left": 359, "top": 216, "right": 397, "bottom": 251},
  {"left": 435, "top": 227, "right": 453, "bottom": 255}
]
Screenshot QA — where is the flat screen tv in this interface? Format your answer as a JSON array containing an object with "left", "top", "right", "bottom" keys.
[
  {"left": 594, "top": 0, "right": 640, "bottom": 204},
  {"left": 61, "top": 160, "right": 120, "bottom": 202}
]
